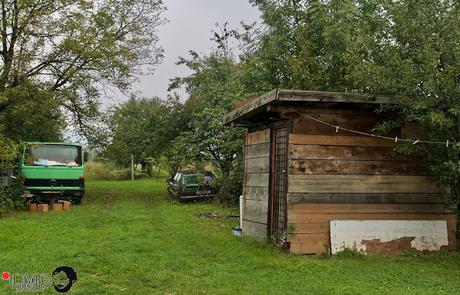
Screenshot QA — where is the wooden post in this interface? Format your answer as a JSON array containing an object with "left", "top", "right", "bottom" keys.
[
  {"left": 131, "top": 154, "right": 134, "bottom": 181},
  {"left": 239, "top": 195, "right": 243, "bottom": 230}
]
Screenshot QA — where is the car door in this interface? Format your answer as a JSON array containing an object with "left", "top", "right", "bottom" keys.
[
  {"left": 169, "top": 173, "right": 181, "bottom": 197},
  {"left": 175, "top": 174, "right": 183, "bottom": 197}
]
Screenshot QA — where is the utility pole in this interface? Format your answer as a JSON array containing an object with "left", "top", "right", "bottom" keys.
[{"left": 131, "top": 154, "right": 134, "bottom": 181}]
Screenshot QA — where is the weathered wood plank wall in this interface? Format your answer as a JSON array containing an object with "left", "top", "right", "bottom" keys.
[
  {"left": 243, "top": 129, "right": 271, "bottom": 239},
  {"left": 286, "top": 111, "right": 457, "bottom": 254}
]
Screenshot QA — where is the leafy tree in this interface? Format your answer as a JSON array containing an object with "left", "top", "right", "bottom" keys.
[
  {"left": 169, "top": 52, "right": 251, "bottom": 176},
  {"left": 104, "top": 94, "right": 192, "bottom": 177},
  {"left": 168, "top": 44, "right": 269, "bottom": 204},
  {"left": 161, "top": 136, "right": 199, "bottom": 179},
  {"left": 105, "top": 96, "right": 167, "bottom": 168},
  {"left": 0, "top": 130, "right": 17, "bottom": 163},
  {"left": 158, "top": 96, "right": 197, "bottom": 178},
  {"left": 0, "top": 83, "right": 62, "bottom": 142},
  {"left": 248, "top": 0, "right": 460, "bottom": 210},
  {"left": 246, "top": 0, "right": 366, "bottom": 91},
  {"left": 346, "top": 1, "right": 460, "bottom": 209},
  {"left": 0, "top": 0, "right": 165, "bottom": 145}
]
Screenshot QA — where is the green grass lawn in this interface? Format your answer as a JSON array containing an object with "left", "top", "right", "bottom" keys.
[{"left": 1, "top": 179, "right": 460, "bottom": 294}]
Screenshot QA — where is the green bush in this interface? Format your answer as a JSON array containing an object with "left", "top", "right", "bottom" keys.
[
  {"left": 85, "top": 162, "right": 112, "bottom": 180},
  {"left": 0, "top": 179, "right": 26, "bottom": 215},
  {"left": 0, "top": 133, "right": 18, "bottom": 164},
  {"left": 334, "top": 247, "right": 365, "bottom": 258},
  {"left": 215, "top": 163, "right": 243, "bottom": 207},
  {"left": 85, "top": 162, "right": 142, "bottom": 181}
]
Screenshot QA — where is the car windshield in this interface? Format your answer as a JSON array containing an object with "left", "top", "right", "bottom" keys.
[
  {"left": 25, "top": 144, "right": 82, "bottom": 167},
  {"left": 182, "top": 173, "right": 214, "bottom": 186}
]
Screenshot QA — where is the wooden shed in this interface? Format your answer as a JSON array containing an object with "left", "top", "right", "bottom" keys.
[{"left": 223, "top": 89, "right": 457, "bottom": 255}]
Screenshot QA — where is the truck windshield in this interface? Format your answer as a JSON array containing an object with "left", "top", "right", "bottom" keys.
[{"left": 25, "top": 145, "right": 82, "bottom": 167}]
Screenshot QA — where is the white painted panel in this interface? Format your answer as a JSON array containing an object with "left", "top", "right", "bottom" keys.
[{"left": 330, "top": 220, "right": 448, "bottom": 254}]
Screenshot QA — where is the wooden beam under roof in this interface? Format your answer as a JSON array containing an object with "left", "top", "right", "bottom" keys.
[
  {"left": 222, "top": 89, "right": 394, "bottom": 126},
  {"left": 277, "top": 89, "right": 393, "bottom": 104},
  {"left": 223, "top": 89, "right": 278, "bottom": 126}
]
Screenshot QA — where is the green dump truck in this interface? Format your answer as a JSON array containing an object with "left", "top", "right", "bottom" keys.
[{"left": 20, "top": 142, "right": 87, "bottom": 203}]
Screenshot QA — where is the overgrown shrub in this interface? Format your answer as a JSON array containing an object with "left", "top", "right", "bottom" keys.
[
  {"left": 334, "top": 247, "right": 365, "bottom": 258},
  {"left": 0, "top": 179, "right": 26, "bottom": 215},
  {"left": 85, "top": 162, "right": 110, "bottom": 180},
  {"left": 0, "top": 133, "right": 18, "bottom": 163},
  {"left": 85, "top": 161, "right": 154, "bottom": 181},
  {"left": 85, "top": 162, "right": 132, "bottom": 180},
  {"left": 215, "top": 162, "right": 243, "bottom": 206}
]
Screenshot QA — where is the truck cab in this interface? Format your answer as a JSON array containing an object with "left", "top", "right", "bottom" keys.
[{"left": 20, "top": 142, "right": 87, "bottom": 203}]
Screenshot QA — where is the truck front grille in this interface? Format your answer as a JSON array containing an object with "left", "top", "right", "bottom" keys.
[{"left": 24, "top": 179, "right": 83, "bottom": 187}]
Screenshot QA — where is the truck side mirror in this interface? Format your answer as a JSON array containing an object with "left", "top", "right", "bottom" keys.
[{"left": 83, "top": 151, "right": 89, "bottom": 163}]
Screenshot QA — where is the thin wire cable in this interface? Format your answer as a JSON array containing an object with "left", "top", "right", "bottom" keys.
[{"left": 301, "top": 114, "right": 457, "bottom": 146}]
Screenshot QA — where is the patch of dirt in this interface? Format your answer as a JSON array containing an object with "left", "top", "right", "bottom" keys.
[
  {"left": 101, "top": 194, "right": 114, "bottom": 209},
  {"left": 362, "top": 237, "right": 416, "bottom": 255},
  {"left": 194, "top": 212, "right": 239, "bottom": 220}
]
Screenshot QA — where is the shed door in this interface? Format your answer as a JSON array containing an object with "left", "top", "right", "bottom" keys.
[{"left": 269, "top": 127, "right": 288, "bottom": 244}]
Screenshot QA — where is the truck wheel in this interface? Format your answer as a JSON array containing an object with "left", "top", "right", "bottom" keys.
[{"left": 72, "top": 196, "right": 83, "bottom": 204}]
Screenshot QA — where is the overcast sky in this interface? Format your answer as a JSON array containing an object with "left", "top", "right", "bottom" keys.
[{"left": 130, "top": 0, "right": 261, "bottom": 102}]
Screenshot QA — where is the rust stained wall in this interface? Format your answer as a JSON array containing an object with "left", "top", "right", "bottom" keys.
[
  {"left": 330, "top": 220, "right": 449, "bottom": 255},
  {"left": 285, "top": 109, "right": 457, "bottom": 254}
]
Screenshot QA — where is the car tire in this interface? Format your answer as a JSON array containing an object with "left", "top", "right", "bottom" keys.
[{"left": 72, "top": 196, "right": 83, "bottom": 204}]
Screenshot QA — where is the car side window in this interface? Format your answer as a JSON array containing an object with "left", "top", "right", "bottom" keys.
[{"left": 173, "top": 173, "right": 180, "bottom": 182}]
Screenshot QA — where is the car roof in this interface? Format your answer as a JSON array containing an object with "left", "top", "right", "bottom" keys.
[{"left": 179, "top": 170, "right": 214, "bottom": 175}]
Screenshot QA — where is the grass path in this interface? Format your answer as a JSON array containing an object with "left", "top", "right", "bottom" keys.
[{"left": 1, "top": 179, "right": 460, "bottom": 294}]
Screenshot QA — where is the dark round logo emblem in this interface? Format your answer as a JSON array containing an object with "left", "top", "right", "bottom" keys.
[
  {"left": 52, "top": 266, "right": 77, "bottom": 293},
  {"left": 50, "top": 179, "right": 57, "bottom": 187}
]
